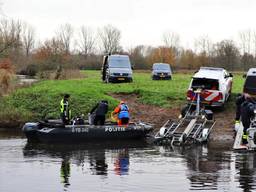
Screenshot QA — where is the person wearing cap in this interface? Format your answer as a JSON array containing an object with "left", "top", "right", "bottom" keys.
[
  {"left": 90, "top": 100, "right": 109, "bottom": 125},
  {"left": 60, "top": 94, "right": 71, "bottom": 124},
  {"left": 113, "top": 101, "right": 130, "bottom": 126}
]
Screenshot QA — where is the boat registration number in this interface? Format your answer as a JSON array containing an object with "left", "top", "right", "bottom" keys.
[{"left": 72, "top": 127, "right": 89, "bottom": 133}]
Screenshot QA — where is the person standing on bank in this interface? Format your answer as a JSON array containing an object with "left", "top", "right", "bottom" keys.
[
  {"left": 60, "top": 94, "right": 71, "bottom": 124},
  {"left": 90, "top": 100, "right": 109, "bottom": 125}
]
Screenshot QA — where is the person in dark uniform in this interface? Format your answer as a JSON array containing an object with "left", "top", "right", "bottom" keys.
[
  {"left": 60, "top": 94, "right": 71, "bottom": 124},
  {"left": 90, "top": 100, "right": 108, "bottom": 125},
  {"left": 235, "top": 93, "right": 256, "bottom": 144}
]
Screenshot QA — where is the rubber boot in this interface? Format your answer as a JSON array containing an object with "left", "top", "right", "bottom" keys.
[{"left": 242, "top": 132, "right": 248, "bottom": 145}]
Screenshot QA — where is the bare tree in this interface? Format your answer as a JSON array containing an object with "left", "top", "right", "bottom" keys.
[
  {"left": 239, "top": 30, "right": 254, "bottom": 70},
  {"left": 0, "top": 19, "right": 22, "bottom": 55},
  {"left": 77, "top": 26, "right": 95, "bottom": 58},
  {"left": 162, "top": 31, "right": 180, "bottom": 48},
  {"left": 214, "top": 40, "right": 240, "bottom": 70},
  {"left": 56, "top": 23, "right": 73, "bottom": 55},
  {"left": 22, "top": 23, "right": 35, "bottom": 57},
  {"left": 194, "top": 35, "right": 212, "bottom": 55},
  {"left": 252, "top": 30, "right": 256, "bottom": 57},
  {"left": 98, "top": 25, "right": 121, "bottom": 54},
  {"left": 239, "top": 30, "right": 252, "bottom": 54}
]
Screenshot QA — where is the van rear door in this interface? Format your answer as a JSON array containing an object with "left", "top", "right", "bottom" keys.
[{"left": 187, "top": 78, "right": 222, "bottom": 104}]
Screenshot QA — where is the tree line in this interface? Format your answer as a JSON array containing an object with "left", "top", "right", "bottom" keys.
[{"left": 0, "top": 18, "right": 256, "bottom": 76}]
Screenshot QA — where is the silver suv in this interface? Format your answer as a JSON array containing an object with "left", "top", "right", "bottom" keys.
[{"left": 152, "top": 63, "right": 172, "bottom": 80}]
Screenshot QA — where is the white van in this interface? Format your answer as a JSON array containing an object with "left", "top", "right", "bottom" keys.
[{"left": 102, "top": 54, "right": 133, "bottom": 83}]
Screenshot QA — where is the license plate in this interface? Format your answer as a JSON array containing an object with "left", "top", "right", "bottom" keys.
[
  {"left": 118, "top": 78, "right": 125, "bottom": 80},
  {"left": 160, "top": 75, "right": 165, "bottom": 77}
]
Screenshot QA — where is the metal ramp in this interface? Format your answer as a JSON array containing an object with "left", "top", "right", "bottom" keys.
[
  {"left": 154, "top": 116, "right": 215, "bottom": 146},
  {"left": 154, "top": 117, "right": 190, "bottom": 143}
]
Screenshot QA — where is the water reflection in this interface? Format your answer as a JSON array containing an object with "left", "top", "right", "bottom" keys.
[
  {"left": 88, "top": 149, "right": 108, "bottom": 176},
  {"left": 235, "top": 152, "right": 256, "bottom": 191},
  {"left": 114, "top": 149, "right": 129, "bottom": 176},
  {"left": 23, "top": 141, "right": 146, "bottom": 188},
  {"left": 60, "top": 157, "right": 71, "bottom": 187},
  {"left": 157, "top": 145, "right": 231, "bottom": 191},
  {"left": 3, "top": 129, "right": 256, "bottom": 191}
]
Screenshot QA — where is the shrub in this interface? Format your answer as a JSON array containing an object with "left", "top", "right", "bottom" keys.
[{"left": 0, "top": 58, "right": 14, "bottom": 95}]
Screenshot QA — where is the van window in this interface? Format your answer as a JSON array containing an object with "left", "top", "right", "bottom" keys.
[
  {"left": 191, "top": 78, "right": 219, "bottom": 90},
  {"left": 153, "top": 64, "right": 170, "bottom": 71},
  {"left": 109, "top": 58, "right": 131, "bottom": 68},
  {"left": 244, "top": 76, "right": 256, "bottom": 94}
]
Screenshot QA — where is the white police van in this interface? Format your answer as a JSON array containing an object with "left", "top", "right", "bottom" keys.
[{"left": 187, "top": 67, "right": 233, "bottom": 107}]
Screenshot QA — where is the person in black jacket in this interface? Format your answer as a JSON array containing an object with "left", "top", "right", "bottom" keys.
[
  {"left": 235, "top": 93, "right": 256, "bottom": 144},
  {"left": 90, "top": 100, "right": 108, "bottom": 125}
]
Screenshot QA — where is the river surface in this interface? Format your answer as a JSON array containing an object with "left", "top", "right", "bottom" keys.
[{"left": 0, "top": 130, "right": 256, "bottom": 192}]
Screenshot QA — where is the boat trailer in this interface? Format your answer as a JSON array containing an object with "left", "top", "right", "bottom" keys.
[{"left": 154, "top": 87, "right": 216, "bottom": 146}]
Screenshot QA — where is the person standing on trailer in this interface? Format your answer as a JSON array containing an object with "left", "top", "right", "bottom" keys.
[
  {"left": 60, "top": 94, "right": 71, "bottom": 124},
  {"left": 113, "top": 101, "right": 130, "bottom": 126}
]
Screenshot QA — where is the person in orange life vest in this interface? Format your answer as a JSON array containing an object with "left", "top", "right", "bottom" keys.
[{"left": 113, "top": 101, "right": 130, "bottom": 126}]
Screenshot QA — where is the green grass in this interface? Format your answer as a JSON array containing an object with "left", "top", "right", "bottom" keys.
[{"left": 0, "top": 70, "right": 245, "bottom": 125}]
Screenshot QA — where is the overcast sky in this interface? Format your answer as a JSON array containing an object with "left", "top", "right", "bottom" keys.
[{"left": 2, "top": 0, "right": 256, "bottom": 49}]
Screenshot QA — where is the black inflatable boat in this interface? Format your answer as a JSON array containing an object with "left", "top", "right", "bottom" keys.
[{"left": 22, "top": 120, "right": 153, "bottom": 143}]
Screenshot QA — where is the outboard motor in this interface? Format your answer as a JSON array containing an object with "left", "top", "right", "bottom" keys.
[
  {"left": 22, "top": 122, "right": 39, "bottom": 132},
  {"left": 72, "top": 116, "right": 85, "bottom": 125},
  {"left": 22, "top": 122, "right": 40, "bottom": 142}
]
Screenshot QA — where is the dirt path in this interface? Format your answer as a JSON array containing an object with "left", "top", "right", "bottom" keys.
[{"left": 111, "top": 93, "right": 235, "bottom": 147}]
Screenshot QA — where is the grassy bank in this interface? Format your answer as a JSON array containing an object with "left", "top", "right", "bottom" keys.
[{"left": 0, "top": 70, "right": 244, "bottom": 127}]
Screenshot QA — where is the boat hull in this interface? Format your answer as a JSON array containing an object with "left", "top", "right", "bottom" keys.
[{"left": 23, "top": 122, "right": 153, "bottom": 143}]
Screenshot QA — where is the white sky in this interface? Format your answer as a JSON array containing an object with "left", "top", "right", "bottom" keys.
[{"left": 2, "top": 0, "right": 256, "bottom": 49}]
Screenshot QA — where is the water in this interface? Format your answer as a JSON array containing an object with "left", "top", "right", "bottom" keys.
[
  {"left": 0, "top": 130, "right": 256, "bottom": 192},
  {"left": 16, "top": 75, "right": 38, "bottom": 85}
]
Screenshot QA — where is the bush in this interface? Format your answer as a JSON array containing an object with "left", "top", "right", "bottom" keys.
[{"left": 0, "top": 58, "right": 14, "bottom": 96}]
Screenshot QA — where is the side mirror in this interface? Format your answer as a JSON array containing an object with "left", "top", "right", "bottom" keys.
[
  {"left": 131, "top": 66, "right": 134, "bottom": 70},
  {"left": 229, "top": 73, "right": 233, "bottom": 77},
  {"left": 243, "top": 74, "right": 246, "bottom": 78}
]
